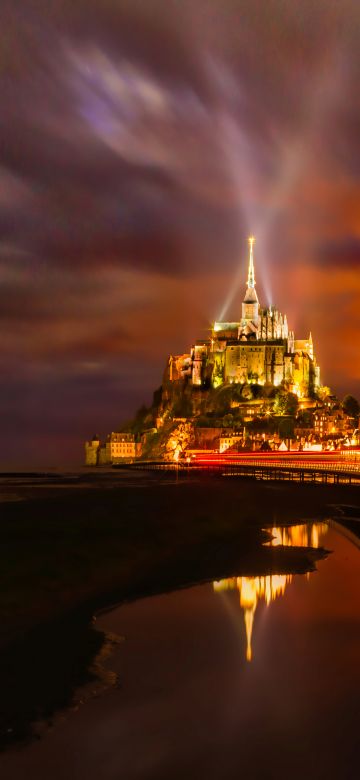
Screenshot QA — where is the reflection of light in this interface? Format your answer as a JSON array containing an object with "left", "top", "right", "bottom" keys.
[
  {"left": 268, "top": 523, "right": 328, "bottom": 549},
  {"left": 214, "top": 522, "right": 327, "bottom": 662},
  {"left": 215, "top": 573, "right": 291, "bottom": 663},
  {"left": 239, "top": 575, "right": 290, "bottom": 661}
]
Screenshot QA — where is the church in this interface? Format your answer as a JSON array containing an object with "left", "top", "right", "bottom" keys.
[{"left": 167, "top": 238, "right": 320, "bottom": 399}]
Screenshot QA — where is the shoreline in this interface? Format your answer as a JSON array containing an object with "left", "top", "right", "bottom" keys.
[
  {"left": 1, "top": 469, "right": 359, "bottom": 649},
  {"left": 0, "top": 540, "right": 329, "bottom": 751},
  {"left": 0, "top": 470, "right": 359, "bottom": 749}
]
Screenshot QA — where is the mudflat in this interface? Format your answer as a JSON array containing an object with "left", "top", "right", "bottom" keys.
[
  {"left": 0, "top": 469, "right": 358, "bottom": 749},
  {"left": 1, "top": 468, "right": 358, "bottom": 647}
]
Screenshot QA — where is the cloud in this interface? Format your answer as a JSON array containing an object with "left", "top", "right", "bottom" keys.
[{"left": 0, "top": 0, "right": 360, "bottom": 464}]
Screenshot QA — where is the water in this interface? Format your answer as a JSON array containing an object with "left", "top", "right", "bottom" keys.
[{"left": 1, "top": 522, "right": 360, "bottom": 780}]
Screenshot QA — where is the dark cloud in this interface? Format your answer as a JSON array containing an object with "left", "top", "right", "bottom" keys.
[
  {"left": 0, "top": 0, "right": 360, "bottom": 465},
  {"left": 317, "top": 238, "right": 360, "bottom": 268}
]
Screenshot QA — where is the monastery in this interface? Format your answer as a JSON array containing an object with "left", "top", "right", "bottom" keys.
[{"left": 167, "top": 237, "right": 320, "bottom": 398}]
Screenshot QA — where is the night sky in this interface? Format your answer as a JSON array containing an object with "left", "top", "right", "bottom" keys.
[{"left": 1, "top": 0, "right": 359, "bottom": 467}]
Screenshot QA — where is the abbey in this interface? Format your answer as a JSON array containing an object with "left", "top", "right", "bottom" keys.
[{"left": 167, "top": 238, "right": 320, "bottom": 398}]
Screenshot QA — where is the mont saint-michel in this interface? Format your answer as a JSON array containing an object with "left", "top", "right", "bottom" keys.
[
  {"left": 85, "top": 238, "right": 358, "bottom": 466},
  {"left": 167, "top": 236, "right": 319, "bottom": 393},
  {"left": 3, "top": 3, "right": 360, "bottom": 778}
]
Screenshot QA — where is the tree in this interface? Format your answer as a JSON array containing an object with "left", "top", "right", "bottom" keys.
[
  {"left": 342, "top": 395, "right": 360, "bottom": 420},
  {"left": 285, "top": 392, "right": 299, "bottom": 416},
  {"left": 273, "top": 390, "right": 287, "bottom": 415},
  {"left": 274, "top": 390, "right": 298, "bottom": 416},
  {"left": 279, "top": 417, "right": 295, "bottom": 439}
]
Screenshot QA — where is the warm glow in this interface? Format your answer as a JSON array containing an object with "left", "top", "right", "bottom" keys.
[
  {"left": 214, "top": 522, "right": 327, "bottom": 662},
  {"left": 269, "top": 523, "right": 328, "bottom": 548},
  {"left": 214, "top": 573, "right": 291, "bottom": 663}
]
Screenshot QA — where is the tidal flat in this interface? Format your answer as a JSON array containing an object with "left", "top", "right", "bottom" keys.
[{"left": 0, "top": 469, "right": 359, "bottom": 751}]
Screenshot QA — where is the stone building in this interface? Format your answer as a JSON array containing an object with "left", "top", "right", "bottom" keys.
[
  {"left": 84, "top": 435, "right": 101, "bottom": 466},
  {"left": 313, "top": 409, "right": 351, "bottom": 438},
  {"left": 166, "top": 237, "right": 320, "bottom": 399},
  {"left": 219, "top": 432, "right": 244, "bottom": 453},
  {"left": 110, "top": 432, "right": 137, "bottom": 460},
  {"left": 85, "top": 432, "right": 141, "bottom": 466}
]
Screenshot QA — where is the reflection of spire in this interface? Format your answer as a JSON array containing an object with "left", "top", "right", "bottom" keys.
[
  {"left": 213, "top": 522, "right": 328, "bottom": 662},
  {"left": 239, "top": 575, "right": 291, "bottom": 662},
  {"left": 248, "top": 235, "right": 256, "bottom": 288},
  {"left": 244, "top": 606, "right": 255, "bottom": 662},
  {"left": 239, "top": 577, "right": 257, "bottom": 662}
]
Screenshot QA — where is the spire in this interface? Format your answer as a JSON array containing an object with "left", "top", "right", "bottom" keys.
[
  {"left": 247, "top": 235, "right": 256, "bottom": 288},
  {"left": 242, "top": 235, "right": 259, "bottom": 308}
]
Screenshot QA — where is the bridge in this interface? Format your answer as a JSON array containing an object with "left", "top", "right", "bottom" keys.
[{"left": 128, "top": 451, "right": 360, "bottom": 485}]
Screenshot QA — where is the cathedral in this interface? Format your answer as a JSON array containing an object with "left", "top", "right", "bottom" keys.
[{"left": 167, "top": 238, "right": 320, "bottom": 398}]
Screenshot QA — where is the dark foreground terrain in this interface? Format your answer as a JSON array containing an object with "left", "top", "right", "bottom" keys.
[{"left": 0, "top": 469, "right": 359, "bottom": 748}]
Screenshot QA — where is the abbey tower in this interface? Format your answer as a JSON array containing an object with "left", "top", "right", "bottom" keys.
[{"left": 167, "top": 238, "right": 320, "bottom": 399}]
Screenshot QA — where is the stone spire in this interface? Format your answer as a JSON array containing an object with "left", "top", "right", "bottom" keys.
[
  {"left": 243, "top": 236, "right": 259, "bottom": 305},
  {"left": 242, "top": 234, "right": 259, "bottom": 321},
  {"left": 247, "top": 235, "right": 256, "bottom": 289}
]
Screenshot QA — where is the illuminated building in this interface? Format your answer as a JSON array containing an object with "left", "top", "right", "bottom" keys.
[
  {"left": 313, "top": 409, "right": 350, "bottom": 438},
  {"left": 109, "top": 432, "right": 138, "bottom": 460},
  {"left": 85, "top": 432, "right": 141, "bottom": 465},
  {"left": 219, "top": 432, "right": 244, "bottom": 453},
  {"left": 167, "top": 237, "right": 320, "bottom": 398}
]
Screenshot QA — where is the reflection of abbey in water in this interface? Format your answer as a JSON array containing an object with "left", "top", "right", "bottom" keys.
[
  {"left": 168, "top": 237, "right": 320, "bottom": 397},
  {"left": 214, "top": 523, "right": 328, "bottom": 662}
]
